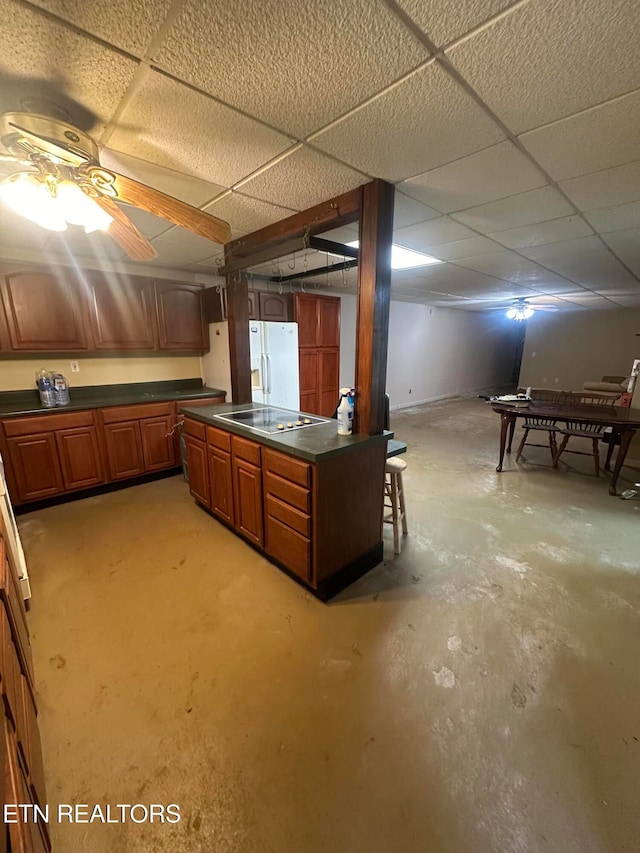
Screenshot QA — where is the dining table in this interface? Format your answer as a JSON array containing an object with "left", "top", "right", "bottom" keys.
[{"left": 490, "top": 400, "right": 640, "bottom": 495}]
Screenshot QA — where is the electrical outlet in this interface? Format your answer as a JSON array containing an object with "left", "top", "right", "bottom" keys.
[{"left": 70, "top": 361, "right": 80, "bottom": 373}]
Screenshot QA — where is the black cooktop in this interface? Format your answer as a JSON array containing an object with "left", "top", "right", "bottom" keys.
[{"left": 214, "top": 408, "right": 329, "bottom": 434}]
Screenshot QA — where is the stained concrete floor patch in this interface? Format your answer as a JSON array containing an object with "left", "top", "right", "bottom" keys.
[{"left": 19, "top": 397, "right": 640, "bottom": 852}]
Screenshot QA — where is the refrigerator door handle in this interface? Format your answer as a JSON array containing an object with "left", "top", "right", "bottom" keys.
[
  {"left": 261, "top": 354, "right": 267, "bottom": 393},
  {"left": 266, "top": 354, "right": 272, "bottom": 395}
]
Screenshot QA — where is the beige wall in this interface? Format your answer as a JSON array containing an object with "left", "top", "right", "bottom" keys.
[
  {"left": 0, "top": 356, "right": 202, "bottom": 391},
  {"left": 519, "top": 308, "right": 640, "bottom": 390}
]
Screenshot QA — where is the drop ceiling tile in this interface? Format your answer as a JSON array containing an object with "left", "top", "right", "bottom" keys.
[
  {"left": 112, "top": 206, "right": 172, "bottom": 240},
  {"left": 0, "top": 0, "right": 138, "bottom": 130},
  {"left": 153, "top": 0, "right": 428, "bottom": 138},
  {"left": 311, "top": 63, "right": 504, "bottom": 182},
  {"left": 451, "top": 187, "right": 574, "bottom": 232},
  {"left": 488, "top": 216, "right": 594, "bottom": 249},
  {"left": 317, "top": 225, "right": 359, "bottom": 243},
  {"left": 203, "top": 192, "right": 296, "bottom": 236},
  {"left": 395, "top": 0, "right": 515, "bottom": 47},
  {"left": 109, "top": 69, "right": 294, "bottom": 188},
  {"left": 100, "top": 150, "right": 227, "bottom": 207},
  {"left": 452, "top": 251, "right": 578, "bottom": 289},
  {"left": 601, "top": 228, "right": 640, "bottom": 277},
  {"left": 519, "top": 89, "right": 640, "bottom": 182},
  {"left": 522, "top": 235, "right": 639, "bottom": 289},
  {"left": 28, "top": 0, "right": 172, "bottom": 56},
  {"left": 583, "top": 201, "right": 640, "bottom": 234},
  {"left": 394, "top": 216, "right": 477, "bottom": 251},
  {"left": 151, "top": 228, "right": 224, "bottom": 267},
  {"left": 560, "top": 162, "right": 640, "bottom": 210},
  {"left": 44, "top": 228, "right": 126, "bottom": 261},
  {"left": 237, "top": 147, "right": 366, "bottom": 211},
  {"left": 393, "top": 192, "right": 440, "bottom": 229},
  {"left": 425, "top": 236, "right": 505, "bottom": 260},
  {"left": 401, "top": 141, "right": 547, "bottom": 213},
  {"left": 610, "top": 295, "right": 640, "bottom": 307},
  {"left": 447, "top": 0, "right": 640, "bottom": 133}
]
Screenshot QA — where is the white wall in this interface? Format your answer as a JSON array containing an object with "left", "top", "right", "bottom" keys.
[
  {"left": 519, "top": 308, "right": 640, "bottom": 390},
  {"left": 333, "top": 293, "right": 519, "bottom": 409}
]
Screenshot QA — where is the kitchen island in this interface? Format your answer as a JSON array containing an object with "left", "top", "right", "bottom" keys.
[{"left": 180, "top": 402, "right": 390, "bottom": 599}]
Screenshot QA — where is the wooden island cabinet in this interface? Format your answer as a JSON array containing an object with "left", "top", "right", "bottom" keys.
[{"left": 182, "top": 405, "right": 388, "bottom": 599}]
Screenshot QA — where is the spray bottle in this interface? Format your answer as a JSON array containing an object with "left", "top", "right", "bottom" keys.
[{"left": 337, "top": 387, "right": 354, "bottom": 435}]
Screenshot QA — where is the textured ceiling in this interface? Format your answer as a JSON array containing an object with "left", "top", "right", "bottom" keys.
[{"left": 0, "top": 0, "right": 639, "bottom": 311}]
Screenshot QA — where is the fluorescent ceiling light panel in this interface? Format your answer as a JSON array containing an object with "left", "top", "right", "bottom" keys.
[{"left": 345, "top": 241, "right": 443, "bottom": 270}]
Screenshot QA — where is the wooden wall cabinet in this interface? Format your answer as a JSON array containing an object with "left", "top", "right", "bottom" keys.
[
  {"left": 204, "top": 288, "right": 291, "bottom": 323},
  {"left": 294, "top": 293, "right": 341, "bottom": 417},
  {"left": 1, "top": 270, "right": 88, "bottom": 351},
  {"left": 0, "top": 267, "right": 209, "bottom": 354},
  {"left": 86, "top": 274, "right": 156, "bottom": 350},
  {"left": 155, "top": 280, "right": 208, "bottom": 351}
]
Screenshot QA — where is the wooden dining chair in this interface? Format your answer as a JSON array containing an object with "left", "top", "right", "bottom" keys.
[
  {"left": 515, "top": 389, "right": 576, "bottom": 462},
  {"left": 553, "top": 397, "right": 617, "bottom": 476}
]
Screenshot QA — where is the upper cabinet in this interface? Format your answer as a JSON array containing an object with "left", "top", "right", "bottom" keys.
[
  {"left": 154, "top": 281, "right": 208, "bottom": 351},
  {"left": 0, "top": 267, "right": 209, "bottom": 354},
  {"left": 204, "top": 288, "right": 291, "bottom": 323},
  {"left": 86, "top": 274, "right": 156, "bottom": 350},
  {"left": 0, "top": 271, "right": 88, "bottom": 351}
]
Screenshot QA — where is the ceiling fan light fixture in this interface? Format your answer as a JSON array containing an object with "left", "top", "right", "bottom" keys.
[
  {"left": 506, "top": 305, "right": 534, "bottom": 321},
  {"left": 55, "top": 180, "right": 112, "bottom": 233},
  {"left": 0, "top": 172, "right": 67, "bottom": 231}
]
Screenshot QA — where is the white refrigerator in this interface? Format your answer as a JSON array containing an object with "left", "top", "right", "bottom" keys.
[{"left": 250, "top": 321, "right": 300, "bottom": 409}]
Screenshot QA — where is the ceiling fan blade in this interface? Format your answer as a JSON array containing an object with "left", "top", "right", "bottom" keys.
[
  {"left": 94, "top": 196, "right": 158, "bottom": 261},
  {"left": 108, "top": 171, "right": 231, "bottom": 245}
]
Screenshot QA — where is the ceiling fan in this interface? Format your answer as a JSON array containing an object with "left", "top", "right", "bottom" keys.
[
  {"left": 486, "top": 297, "right": 559, "bottom": 320},
  {"left": 0, "top": 111, "right": 231, "bottom": 261}
]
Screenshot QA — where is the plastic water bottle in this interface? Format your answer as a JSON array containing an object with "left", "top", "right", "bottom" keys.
[
  {"left": 52, "top": 373, "right": 70, "bottom": 406},
  {"left": 35, "top": 369, "right": 55, "bottom": 408}
]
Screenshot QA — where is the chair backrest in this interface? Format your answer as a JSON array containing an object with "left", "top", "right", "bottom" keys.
[
  {"left": 564, "top": 420, "right": 607, "bottom": 434},
  {"left": 529, "top": 389, "right": 579, "bottom": 404},
  {"left": 578, "top": 394, "right": 618, "bottom": 407},
  {"left": 524, "top": 416, "right": 557, "bottom": 427}
]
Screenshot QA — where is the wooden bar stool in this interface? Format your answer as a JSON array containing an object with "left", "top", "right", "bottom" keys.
[{"left": 383, "top": 457, "right": 408, "bottom": 554}]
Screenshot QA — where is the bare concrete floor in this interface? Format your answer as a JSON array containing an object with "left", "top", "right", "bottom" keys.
[{"left": 19, "top": 397, "right": 640, "bottom": 852}]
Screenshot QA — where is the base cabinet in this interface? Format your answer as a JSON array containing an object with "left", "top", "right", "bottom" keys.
[
  {"left": 185, "top": 434, "right": 210, "bottom": 507},
  {"left": 232, "top": 458, "right": 263, "bottom": 547},
  {"left": 5, "top": 434, "right": 64, "bottom": 503},
  {"left": 141, "top": 417, "right": 175, "bottom": 471},
  {"left": 56, "top": 426, "right": 105, "bottom": 490},
  {"left": 208, "top": 446, "right": 234, "bottom": 525},
  {"left": 103, "top": 422, "right": 145, "bottom": 480}
]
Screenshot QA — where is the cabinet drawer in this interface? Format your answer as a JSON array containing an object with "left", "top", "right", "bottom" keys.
[
  {"left": 3, "top": 410, "right": 96, "bottom": 437},
  {"left": 207, "top": 425, "right": 232, "bottom": 452},
  {"left": 263, "top": 448, "right": 311, "bottom": 488},
  {"left": 232, "top": 435, "right": 261, "bottom": 465},
  {"left": 265, "top": 515, "right": 311, "bottom": 581},
  {"left": 100, "top": 402, "right": 173, "bottom": 423},
  {"left": 264, "top": 472, "right": 311, "bottom": 513},
  {"left": 184, "top": 418, "right": 206, "bottom": 441},
  {"left": 266, "top": 494, "right": 311, "bottom": 538}
]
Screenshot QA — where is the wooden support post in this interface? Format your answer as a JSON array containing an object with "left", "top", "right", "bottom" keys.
[
  {"left": 226, "top": 273, "right": 252, "bottom": 404},
  {"left": 355, "top": 180, "right": 394, "bottom": 435}
]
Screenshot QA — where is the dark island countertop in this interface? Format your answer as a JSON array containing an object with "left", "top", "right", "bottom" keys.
[
  {"left": 0, "top": 379, "right": 226, "bottom": 418},
  {"left": 180, "top": 402, "right": 392, "bottom": 463}
]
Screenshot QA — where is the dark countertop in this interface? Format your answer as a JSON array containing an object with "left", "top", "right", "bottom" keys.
[
  {"left": 180, "top": 402, "right": 392, "bottom": 463},
  {"left": 0, "top": 379, "right": 226, "bottom": 418}
]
